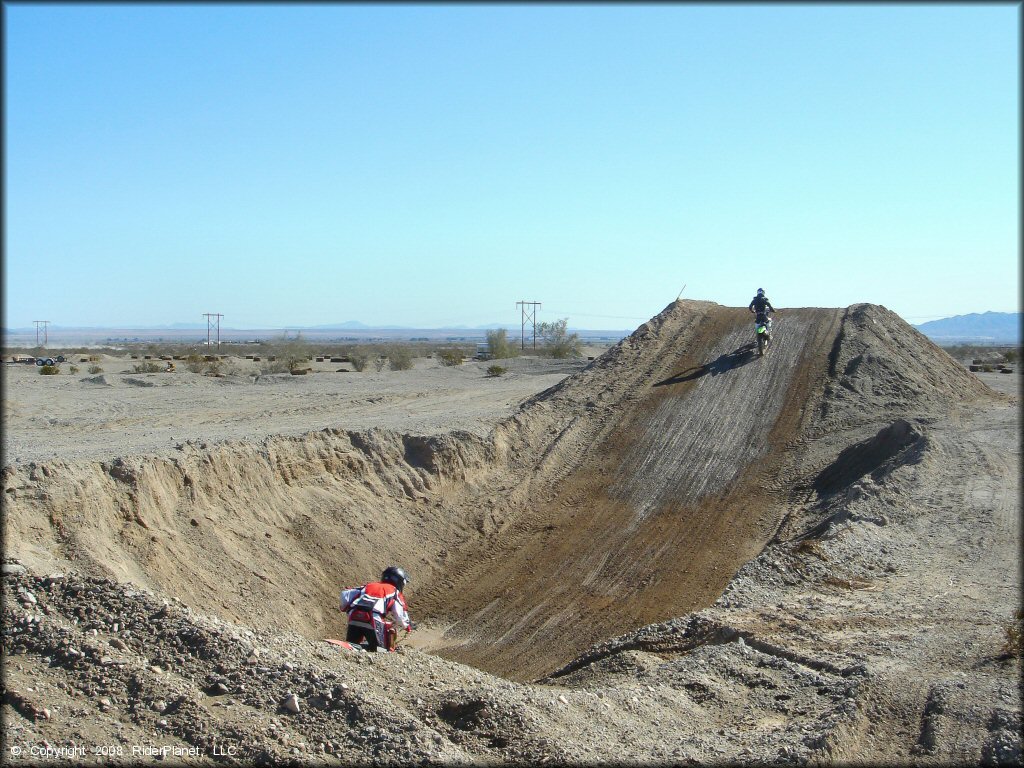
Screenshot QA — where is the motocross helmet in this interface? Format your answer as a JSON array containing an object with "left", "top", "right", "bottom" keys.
[
  {"left": 381, "top": 566, "right": 410, "bottom": 591},
  {"left": 757, "top": 288, "right": 765, "bottom": 296}
]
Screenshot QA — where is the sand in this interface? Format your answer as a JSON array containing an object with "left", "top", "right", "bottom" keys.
[{"left": 2, "top": 300, "right": 1020, "bottom": 765}]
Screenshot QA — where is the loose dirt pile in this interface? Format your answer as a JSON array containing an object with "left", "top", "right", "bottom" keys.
[{"left": 3, "top": 300, "right": 1020, "bottom": 765}]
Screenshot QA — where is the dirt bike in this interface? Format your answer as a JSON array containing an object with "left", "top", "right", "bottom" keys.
[{"left": 755, "top": 315, "right": 772, "bottom": 356}]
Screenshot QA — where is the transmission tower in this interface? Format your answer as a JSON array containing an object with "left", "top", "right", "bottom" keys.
[
  {"left": 516, "top": 301, "right": 541, "bottom": 351},
  {"left": 33, "top": 320, "right": 50, "bottom": 348},
  {"left": 203, "top": 313, "right": 223, "bottom": 348}
]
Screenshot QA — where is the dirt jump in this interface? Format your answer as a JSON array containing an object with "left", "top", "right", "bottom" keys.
[{"left": 3, "top": 299, "right": 1019, "bottom": 764}]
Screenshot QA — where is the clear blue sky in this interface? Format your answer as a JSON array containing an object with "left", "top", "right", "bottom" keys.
[{"left": 4, "top": 3, "right": 1019, "bottom": 329}]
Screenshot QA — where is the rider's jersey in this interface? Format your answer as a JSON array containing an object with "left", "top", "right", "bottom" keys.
[
  {"left": 749, "top": 295, "right": 774, "bottom": 314},
  {"left": 340, "top": 581, "right": 410, "bottom": 630}
]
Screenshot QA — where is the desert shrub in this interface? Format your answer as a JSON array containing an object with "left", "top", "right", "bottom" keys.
[
  {"left": 486, "top": 365, "right": 507, "bottom": 377},
  {"left": 349, "top": 350, "right": 369, "bottom": 372},
  {"left": 486, "top": 329, "right": 519, "bottom": 359},
  {"left": 537, "top": 318, "right": 583, "bottom": 359},
  {"left": 374, "top": 356, "right": 387, "bottom": 372},
  {"left": 69, "top": 365, "right": 80, "bottom": 374},
  {"left": 1001, "top": 609, "right": 1023, "bottom": 659},
  {"left": 87, "top": 365, "right": 103, "bottom": 374},
  {"left": 185, "top": 354, "right": 206, "bottom": 373},
  {"left": 133, "top": 362, "right": 162, "bottom": 373},
  {"left": 388, "top": 347, "right": 414, "bottom": 371},
  {"left": 1003, "top": 349, "right": 1019, "bottom": 364},
  {"left": 437, "top": 350, "right": 464, "bottom": 367},
  {"left": 204, "top": 358, "right": 223, "bottom": 375},
  {"left": 269, "top": 332, "right": 310, "bottom": 374},
  {"left": 39, "top": 365, "right": 60, "bottom": 375},
  {"left": 260, "top": 360, "right": 292, "bottom": 374}
]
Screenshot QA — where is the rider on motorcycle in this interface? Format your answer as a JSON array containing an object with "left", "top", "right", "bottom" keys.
[
  {"left": 339, "top": 566, "right": 412, "bottom": 651},
  {"left": 748, "top": 288, "right": 775, "bottom": 333}
]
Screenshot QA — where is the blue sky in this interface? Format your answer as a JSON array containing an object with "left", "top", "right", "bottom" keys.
[{"left": 4, "top": 3, "right": 1019, "bottom": 329}]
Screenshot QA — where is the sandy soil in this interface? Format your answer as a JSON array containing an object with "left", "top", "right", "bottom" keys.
[
  {"left": 2, "top": 355, "right": 588, "bottom": 466},
  {"left": 2, "top": 300, "right": 1020, "bottom": 765}
]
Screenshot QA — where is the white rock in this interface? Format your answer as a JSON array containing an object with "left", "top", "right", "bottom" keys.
[{"left": 283, "top": 693, "right": 301, "bottom": 714}]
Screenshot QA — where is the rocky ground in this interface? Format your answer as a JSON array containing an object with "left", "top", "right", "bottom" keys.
[{"left": 2, "top": 301, "right": 1020, "bottom": 765}]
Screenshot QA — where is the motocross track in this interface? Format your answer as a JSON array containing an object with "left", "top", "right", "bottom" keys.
[
  {"left": 416, "top": 306, "right": 846, "bottom": 680},
  {"left": 3, "top": 299, "right": 1019, "bottom": 765}
]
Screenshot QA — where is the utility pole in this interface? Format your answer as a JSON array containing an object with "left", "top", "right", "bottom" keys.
[
  {"left": 516, "top": 301, "right": 541, "bottom": 351},
  {"left": 203, "top": 313, "right": 223, "bottom": 348},
  {"left": 33, "top": 320, "right": 50, "bottom": 348}
]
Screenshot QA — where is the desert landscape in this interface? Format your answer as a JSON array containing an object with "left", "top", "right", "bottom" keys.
[{"left": 2, "top": 299, "right": 1020, "bottom": 765}]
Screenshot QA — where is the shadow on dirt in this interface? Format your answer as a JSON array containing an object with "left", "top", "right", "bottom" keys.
[{"left": 655, "top": 343, "right": 758, "bottom": 387}]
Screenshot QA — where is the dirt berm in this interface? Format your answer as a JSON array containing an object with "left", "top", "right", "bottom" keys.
[{"left": 3, "top": 299, "right": 1019, "bottom": 765}]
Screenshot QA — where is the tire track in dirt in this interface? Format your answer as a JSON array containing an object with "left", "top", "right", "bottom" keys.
[{"left": 422, "top": 305, "right": 844, "bottom": 681}]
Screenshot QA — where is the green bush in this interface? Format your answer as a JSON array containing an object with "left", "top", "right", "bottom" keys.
[
  {"left": 88, "top": 365, "right": 103, "bottom": 374},
  {"left": 537, "top": 318, "right": 583, "bottom": 359},
  {"left": 133, "top": 362, "right": 162, "bottom": 373},
  {"left": 69, "top": 365, "right": 80, "bottom": 374},
  {"left": 437, "top": 350, "right": 464, "bottom": 367},
  {"left": 39, "top": 365, "right": 60, "bottom": 375},
  {"left": 486, "top": 365, "right": 507, "bottom": 377},
  {"left": 486, "top": 329, "right": 519, "bottom": 359}
]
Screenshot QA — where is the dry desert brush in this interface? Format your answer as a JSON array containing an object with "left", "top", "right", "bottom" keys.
[
  {"left": 486, "top": 328, "right": 519, "bottom": 359},
  {"left": 538, "top": 318, "right": 583, "bottom": 359},
  {"left": 388, "top": 347, "right": 414, "bottom": 371},
  {"left": 437, "top": 349, "right": 465, "bottom": 367}
]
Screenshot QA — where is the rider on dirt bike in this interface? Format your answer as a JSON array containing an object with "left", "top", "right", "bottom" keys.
[
  {"left": 339, "top": 566, "right": 412, "bottom": 651},
  {"left": 748, "top": 288, "right": 775, "bottom": 333}
]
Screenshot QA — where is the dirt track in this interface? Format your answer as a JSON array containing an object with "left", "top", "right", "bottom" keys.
[
  {"left": 415, "top": 307, "right": 849, "bottom": 680},
  {"left": 3, "top": 299, "right": 1019, "bottom": 765}
]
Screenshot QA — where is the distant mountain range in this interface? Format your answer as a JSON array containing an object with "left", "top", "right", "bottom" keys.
[{"left": 914, "top": 312, "right": 1020, "bottom": 344}]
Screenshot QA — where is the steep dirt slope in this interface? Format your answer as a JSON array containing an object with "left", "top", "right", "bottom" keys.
[{"left": 416, "top": 304, "right": 851, "bottom": 680}]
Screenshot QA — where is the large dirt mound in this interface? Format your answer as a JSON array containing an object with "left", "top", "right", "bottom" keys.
[{"left": 414, "top": 300, "right": 995, "bottom": 679}]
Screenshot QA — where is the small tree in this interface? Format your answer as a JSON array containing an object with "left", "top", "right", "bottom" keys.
[
  {"left": 349, "top": 350, "right": 369, "bottom": 372},
  {"left": 486, "top": 328, "right": 518, "bottom": 359},
  {"left": 275, "top": 331, "right": 310, "bottom": 373},
  {"left": 388, "top": 347, "right": 414, "bottom": 371},
  {"left": 537, "top": 318, "right": 582, "bottom": 359}
]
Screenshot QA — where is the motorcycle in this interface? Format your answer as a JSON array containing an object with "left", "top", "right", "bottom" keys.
[{"left": 755, "top": 315, "right": 772, "bottom": 356}]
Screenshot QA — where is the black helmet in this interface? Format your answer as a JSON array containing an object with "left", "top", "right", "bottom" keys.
[
  {"left": 381, "top": 566, "right": 410, "bottom": 591},
  {"left": 757, "top": 288, "right": 765, "bottom": 297}
]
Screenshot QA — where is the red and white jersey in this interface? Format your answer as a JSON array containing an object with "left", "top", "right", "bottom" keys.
[{"left": 339, "top": 581, "right": 410, "bottom": 630}]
